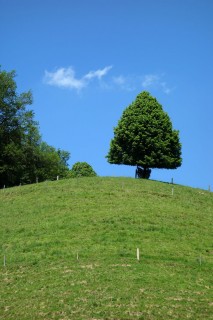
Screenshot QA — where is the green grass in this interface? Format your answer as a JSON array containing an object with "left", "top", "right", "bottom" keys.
[{"left": 0, "top": 177, "right": 213, "bottom": 319}]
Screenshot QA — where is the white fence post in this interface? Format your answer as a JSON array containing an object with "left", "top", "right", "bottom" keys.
[{"left": 137, "top": 248, "right": 140, "bottom": 261}]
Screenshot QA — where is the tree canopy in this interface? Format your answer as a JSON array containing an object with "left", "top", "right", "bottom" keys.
[
  {"left": 106, "top": 91, "right": 182, "bottom": 178},
  {"left": 0, "top": 67, "right": 70, "bottom": 187}
]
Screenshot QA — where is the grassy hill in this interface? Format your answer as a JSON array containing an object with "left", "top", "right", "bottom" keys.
[{"left": 0, "top": 177, "right": 213, "bottom": 319}]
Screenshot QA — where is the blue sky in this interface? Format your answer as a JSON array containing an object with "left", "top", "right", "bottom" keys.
[{"left": 0, "top": 0, "right": 213, "bottom": 190}]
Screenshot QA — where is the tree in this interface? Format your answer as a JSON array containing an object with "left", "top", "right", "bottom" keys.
[
  {"left": 0, "top": 67, "right": 70, "bottom": 187},
  {"left": 69, "top": 162, "right": 97, "bottom": 178},
  {"left": 36, "top": 142, "right": 70, "bottom": 181},
  {"left": 0, "top": 68, "right": 34, "bottom": 186},
  {"left": 106, "top": 91, "right": 182, "bottom": 178}
]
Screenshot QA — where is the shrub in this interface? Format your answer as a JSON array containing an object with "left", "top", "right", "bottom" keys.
[{"left": 69, "top": 162, "right": 97, "bottom": 178}]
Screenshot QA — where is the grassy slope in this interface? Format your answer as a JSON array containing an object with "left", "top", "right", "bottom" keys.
[{"left": 0, "top": 177, "right": 213, "bottom": 320}]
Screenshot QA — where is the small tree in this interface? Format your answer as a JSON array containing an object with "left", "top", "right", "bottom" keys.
[
  {"left": 69, "top": 162, "right": 97, "bottom": 178},
  {"left": 36, "top": 142, "right": 70, "bottom": 181},
  {"left": 106, "top": 91, "right": 182, "bottom": 178}
]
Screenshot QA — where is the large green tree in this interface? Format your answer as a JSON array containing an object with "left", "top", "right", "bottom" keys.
[
  {"left": 0, "top": 67, "right": 70, "bottom": 187},
  {"left": 0, "top": 68, "right": 34, "bottom": 186},
  {"left": 106, "top": 91, "right": 182, "bottom": 178}
]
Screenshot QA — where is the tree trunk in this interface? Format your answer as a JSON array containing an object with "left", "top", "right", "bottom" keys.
[{"left": 135, "top": 166, "right": 151, "bottom": 179}]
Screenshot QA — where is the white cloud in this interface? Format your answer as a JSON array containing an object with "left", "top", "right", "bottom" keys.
[
  {"left": 142, "top": 73, "right": 173, "bottom": 94},
  {"left": 84, "top": 66, "right": 112, "bottom": 80},
  {"left": 142, "top": 74, "right": 160, "bottom": 88},
  {"left": 112, "top": 73, "right": 172, "bottom": 93},
  {"left": 112, "top": 75, "right": 136, "bottom": 91},
  {"left": 44, "top": 67, "right": 85, "bottom": 90},
  {"left": 113, "top": 75, "right": 126, "bottom": 85},
  {"left": 160, "top": 81, "right": 172, "bottom": 94},
  {"left": 44, "top": 65, "right": 112, "bottom": 90},
  {"left": 44, "top": 67, "right": 173, "bottom": 94}
]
